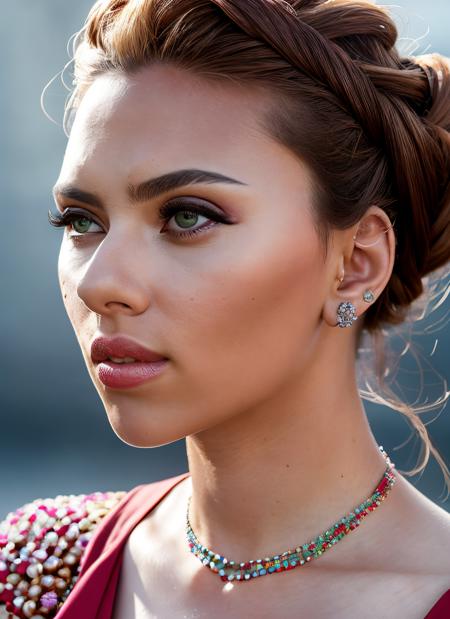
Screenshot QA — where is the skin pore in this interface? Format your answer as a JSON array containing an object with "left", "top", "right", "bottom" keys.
[{"left": 53, "top": 63, "right": 450, "bottom": 617}]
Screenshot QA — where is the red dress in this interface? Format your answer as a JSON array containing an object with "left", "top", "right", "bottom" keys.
[{"left": 55, "top": 472, "right": 450, "bottom": 618}]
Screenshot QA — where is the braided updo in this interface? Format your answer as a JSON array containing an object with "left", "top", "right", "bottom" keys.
[{"left": 60, "top": 0, "right": 450, "bottom": 491}]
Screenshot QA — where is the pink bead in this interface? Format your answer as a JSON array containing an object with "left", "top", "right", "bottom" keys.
[{"left": 40, "top": 590, "right": 58, "bottom": 609}]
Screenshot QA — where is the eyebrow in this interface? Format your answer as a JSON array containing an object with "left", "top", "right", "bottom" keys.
[{"left": 52, "top": 168, "right": 247, "bottom": 208}]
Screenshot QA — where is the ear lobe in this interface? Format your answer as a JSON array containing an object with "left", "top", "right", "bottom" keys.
[{"left": 322, "top": 206, "right": 396, "bottom": 328}]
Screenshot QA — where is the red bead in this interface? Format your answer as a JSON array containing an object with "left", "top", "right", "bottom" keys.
[
  {"left": 55, "top": 524, "right": 70, "bottom": 536},
  {"left": 377, "top": 477, "right": 388, "bottom": 493},
  {"left": 0, "top": 588, "right": 14, "bottom": 603},
  {"left": 15, "top": 560, "right": 30, "bottom": 575}
]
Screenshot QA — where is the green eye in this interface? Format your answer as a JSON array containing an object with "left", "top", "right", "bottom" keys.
[
  {"left": 72, "top": 217, "right": 93, "bottom": 234},
  {"left": 173, "top": 211, "right": 199, "bottom": 229},
  {"left": 47, "top": 208, "right": 103, "bottom": 237}
]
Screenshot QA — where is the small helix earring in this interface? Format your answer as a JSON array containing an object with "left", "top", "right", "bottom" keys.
[
  {"left": 336, "top": 301, "right": 358, "bottom": 328},
  {"left": 352, "top": 221, "right": 395, "bottom": 248},
  {"left": 363, "top": 289, "right": 375, "bottom": 303}
]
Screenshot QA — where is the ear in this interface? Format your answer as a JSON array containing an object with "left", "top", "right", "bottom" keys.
[{"left": 322, "top": 206, "right": 396, "bottom": 328}]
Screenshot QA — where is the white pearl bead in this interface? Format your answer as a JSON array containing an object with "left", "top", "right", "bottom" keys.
[
  {"left": 26, "top": 563, "right": 43, "bottom": 579},
  {"left": 12, "top": 595, "right": 25, "bottom": 608},
  {"left": 22, "top": 600, "right": 37, "bottom": 618}
]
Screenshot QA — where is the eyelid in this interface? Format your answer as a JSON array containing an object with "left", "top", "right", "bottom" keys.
[
  {"left": 61, "top": 200, "right": 226, "bottom": 223},
  {"left": 159, "top": 197, "right": 229, "bottom": 219},
  {"left": 64, "top": 206, "right": 105, "bottom": 227}
]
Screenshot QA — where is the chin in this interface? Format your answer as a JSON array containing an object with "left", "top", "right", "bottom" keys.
[{"left": 104, "top": 406, "right": 188, "bottom": 448}]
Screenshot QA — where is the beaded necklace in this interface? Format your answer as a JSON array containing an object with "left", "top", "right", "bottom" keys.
[{"left": 186, "top": 445, "right": 396, "bottom": 582}]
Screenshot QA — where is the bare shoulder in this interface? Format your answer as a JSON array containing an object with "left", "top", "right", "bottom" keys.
[
  {"left": 0, "top": 490, "right": 126, "bottom": 618},
  {"left": 393, "top": 473, "right": 450, "bottom": 574},
  {"left": 282, "top": 476, "right": 450, "bottom": 619},
  {"left": 355, "top": 473, "right": 450, "bottom": 619}
]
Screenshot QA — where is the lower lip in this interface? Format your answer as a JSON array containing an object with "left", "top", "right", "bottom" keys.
[{"left": 96, "top": 359, "right": 169, "bottom": 389}]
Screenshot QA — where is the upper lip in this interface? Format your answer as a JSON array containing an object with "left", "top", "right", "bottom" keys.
[{"left": 91, "top": 336, "right": 168, "bottom": 364}]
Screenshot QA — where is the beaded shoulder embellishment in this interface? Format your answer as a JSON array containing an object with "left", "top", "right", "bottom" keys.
[{"left": 0, "top": 490, "right": 126, "bottom": 619}]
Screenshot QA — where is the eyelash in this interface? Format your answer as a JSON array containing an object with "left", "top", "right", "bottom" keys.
[{"left": 47, "top": 200, "right": 228, "bottom": 241}]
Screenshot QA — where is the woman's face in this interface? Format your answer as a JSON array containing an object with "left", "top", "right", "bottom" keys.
[{"left": 54, "top": 63, "right": 337, "bottom": 447}]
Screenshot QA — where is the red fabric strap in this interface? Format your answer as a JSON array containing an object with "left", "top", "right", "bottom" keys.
[
  {"left": 423, "top": 589, "right": 450, "bottom": 618},
  {"left": 56, "top": 472, "right": 191, "bottom": 619}
]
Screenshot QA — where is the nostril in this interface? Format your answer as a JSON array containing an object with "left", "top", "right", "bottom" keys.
[{"left": 106, "top": 301, "right": 133, "bottom": 310}]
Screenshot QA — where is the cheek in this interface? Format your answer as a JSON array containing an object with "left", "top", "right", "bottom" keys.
[
  {"left": 57, "top": 241, "right": 89, "bottom": 328},
  {"left": 172, "top": 221, "right": 326, "bottom": 413},
  {"left": 58, "top": 244, "right": 70, "bottom": 308}
]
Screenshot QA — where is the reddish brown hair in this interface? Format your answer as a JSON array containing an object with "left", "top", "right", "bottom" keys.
[{"left": 61, "top": 0, "right": 450, "bottom": 495}]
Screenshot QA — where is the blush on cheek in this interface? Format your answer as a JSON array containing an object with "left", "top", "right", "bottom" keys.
[
  {"left": 215, "top": 222, "right": 324, "bottom": 340},
  {"left": 169, "top": 229, "right": 325, "bottom": 416},
  {"left": 234, "top": 247, "right": 321, "bottom": 356}
]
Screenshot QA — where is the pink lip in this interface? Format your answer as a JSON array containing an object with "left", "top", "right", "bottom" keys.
[
  {"left": 96, "top": 359, "right": 169, "bottom": 389},
  {"left": 91, "top": 335, "right": 169, "bottom": 389}
]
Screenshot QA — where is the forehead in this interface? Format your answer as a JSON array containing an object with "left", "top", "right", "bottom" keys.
[
  {"left": 62, "top": 64, "right": 274, "bottom": 175},
  {"left": 57, "top": 63, "right": 314, "bottom": 206}
]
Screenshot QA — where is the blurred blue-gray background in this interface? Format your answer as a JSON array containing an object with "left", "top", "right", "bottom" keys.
[{"left": 1, "top": 1, "right": 449, "bottom": 518}]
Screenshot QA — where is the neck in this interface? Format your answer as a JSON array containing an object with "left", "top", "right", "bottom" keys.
[{"left": 184, "top": 336, "right": 392, "bottom": 565}]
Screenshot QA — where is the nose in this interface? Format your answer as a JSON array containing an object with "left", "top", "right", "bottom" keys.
[{"left": 76, "top": 231, "right": 151, "bottom": 317}]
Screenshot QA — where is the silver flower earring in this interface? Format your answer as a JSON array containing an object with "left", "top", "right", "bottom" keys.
[{"left": 336, "top": 301, "right": 358, "bottom": 328}]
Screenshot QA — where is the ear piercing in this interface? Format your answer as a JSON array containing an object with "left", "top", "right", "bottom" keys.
[
  {"left": 352, "top": 221, "right": 395, "bottom": 248},
  {"left": 363, "top": 289, "right": 375, "bottom": 303},
  {"left": 336, "top": 291, "right": 375, "bottom": 328},
  {"left": 336, "top": 301, "right": 358, "bottom": 328}
]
